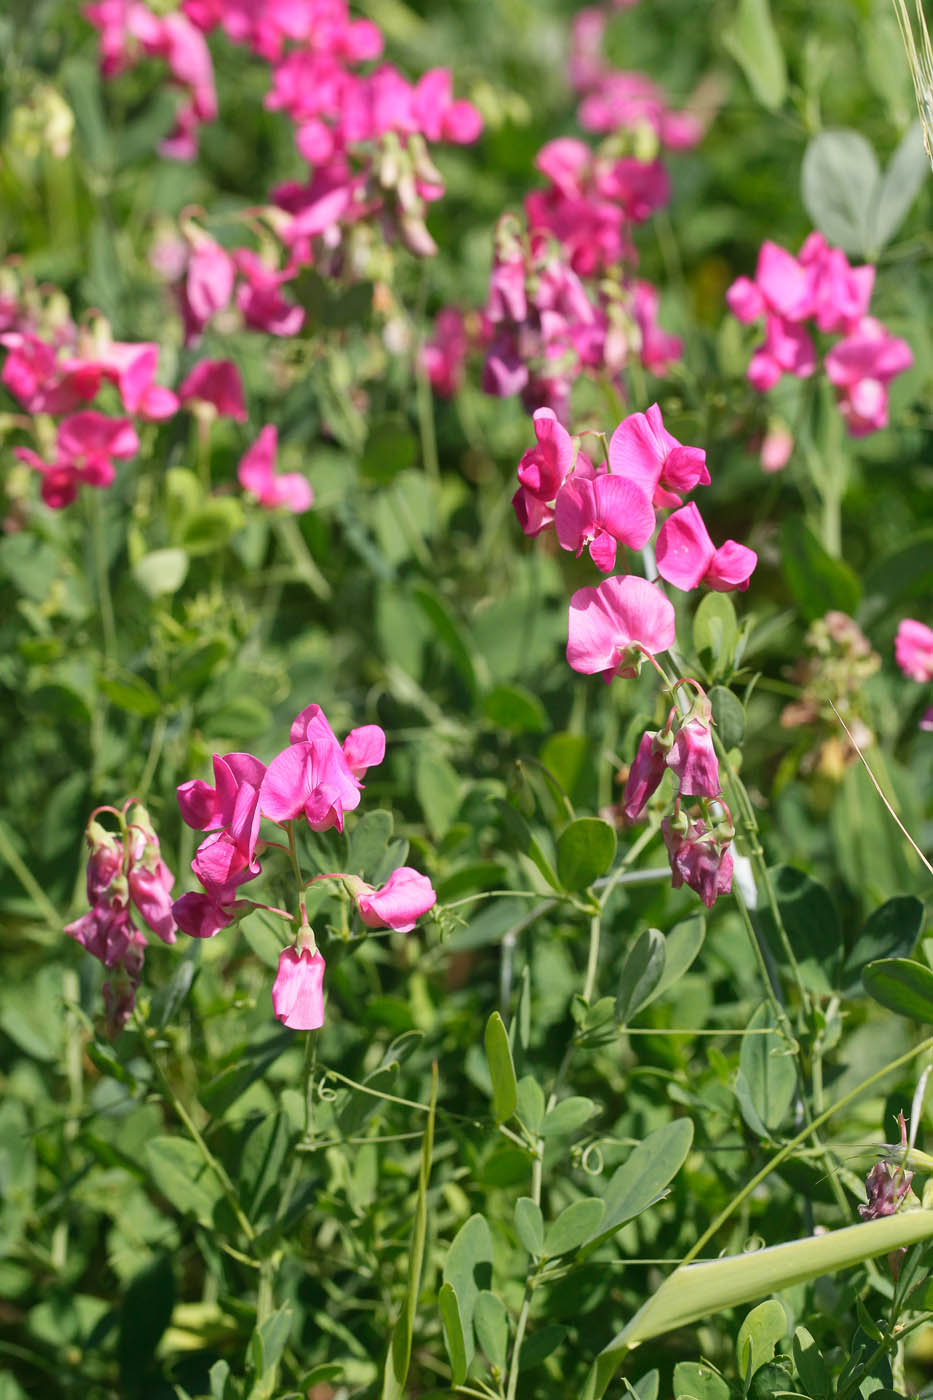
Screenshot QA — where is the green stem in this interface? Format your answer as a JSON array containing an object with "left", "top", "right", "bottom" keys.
[
  {"left": 137, "top": 713, "right": 167, "bottom": 803},
  {"left": 415, "top": 356, "right": 440, "bottom": 486},
  {"left": 275, "top": 515, "right": 332, "bottom": 600},
  {"left": 681, "top": 1035, "right": 933, "bottom": 1267},
  {"left": 135, "top": 1017, "right": 256, "bottom": 1245},
  {"left": 89, "top": 490, "right": 117, "bottom": 663},
  {"left": 0, "top": 818, "right": 62, "bottom": 927}
]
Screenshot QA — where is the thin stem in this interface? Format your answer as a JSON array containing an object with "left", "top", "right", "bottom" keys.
[
  {"left": 0, "top": 819, "right": 63, "bottom": 928},
  {"left": 681, "top": 1035, "right": 933, "bottom": 1267},
  {"left": 275, "top": 515, "right": 332, "bottom": 601},
  {"left": 88, "top": 490, "right": 117, "bottom": 663},
  {"left": 137, "top": 713, "right": 167, "bottom": 802},
  {"left": 135, "top": 1017, "right": 256, "bottom": 1245}
]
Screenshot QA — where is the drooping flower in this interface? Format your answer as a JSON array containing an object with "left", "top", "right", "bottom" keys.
[
  {"left": 567, "top": 574, "right": 676, "bottom": 681},
  {"left": 666, "top": 711, "right": 721, "bottom": 798},
  {"left": 622, "top": 722, "right": 672, "bottom": 821},
  {"left": 662, "top": 815, "right": 733, "bottom": 909},
  {"left": 272, "top": 946, "right": 326, "bottom": 1030},
  {"left": 355, "top": 867, "right": 437, "bottom": 932}
]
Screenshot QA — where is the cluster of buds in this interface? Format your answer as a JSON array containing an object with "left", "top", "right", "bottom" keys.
[
  {"left": 780, "top": 612, "right": 881, "bottom": 778},
  {"left": 727, "top": 234, "right": 913, "bottom": 436},
  {"left": 173, "top": 702, "right": 436, "bottom": 1030},
  {"left": 65, "top": 802, "right": 177, "bottom": 1033}
]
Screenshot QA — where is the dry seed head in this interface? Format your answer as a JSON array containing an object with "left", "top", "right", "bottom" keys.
[{"left": 893, "top": 0, "right": 933, "bottom": 166}]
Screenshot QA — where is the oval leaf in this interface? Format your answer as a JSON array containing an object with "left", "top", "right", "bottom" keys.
[
  {"left": 722, "top": 0, "right": 787, "bottom": 110},
  {"left": 545, "top": 1198, "right": 606, "bottom": 1258},
  {"left": 801, "top": 128, "right": 881, "bottom": 256},
  {"left": 736, "top": 1298, "right": 786, "bottom": 1380},
  {"left": 514, "top": 1197, "right": 544, "bottom": 1257},
  {"left": 438, "top": 1283, "right": 467, "bottom": 1387},
  {"left": 474, "top": 1291, "right": 509, "bottom": 1370},
  {"left": 557, "top": 817, "right": 617, "bottom": 892},
  {"left": 594, "top": 1118, "right": 694, "bottom": 1242},
  {"left": 862, "top": 957, "right": 933, "bottom": 1023},
  {"left": 617, "top": 928, "right": 666, "bottom": 1026}
]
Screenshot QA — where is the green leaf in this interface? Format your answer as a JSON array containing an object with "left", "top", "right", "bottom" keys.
[
  {"left": 722, "top": 0, "right": 787, "bottom": 110},
  {"left": 438, "top": 1283, "right": 467, "bottom": 1387},
  {"left": 735, "top": 1004, "right": 797, "bottom": 1137},
  {"left": 413, "top": 584, "right": 478, "bottom": 698},
  {"left": 346, "top": 810, "right": 394, "bottom": 877},
  {"left": 871, "top": 120, "right": 928, "bottom": 252},
  {"left": 801, "top": 129, "right": 881, "bottom": 256},
  {"left": 617, "top": 929, "right": 666, "bottom": 1025},
  {"left": 239, "top": 1113, "right": 292, "bottom": 1221},
  {"left": 709, "top": 686, "right": 745, "bottom": 749},
  {"left": 474, "top": 1292, "right": 509, "bottom": 1370},
  {"left": 759, "top": 865, "right": 843, "bottom": 994},
  {"left": 382, "top": 1062, "right": 436, "bottom": 1399},
  {"left": 781, "top": 517, "right": 861, "bottom": 623},
  {"left": 540, "top": 1096, "right": 596, "bottom": 1139},
  {"left": 361, "top": 414, "right": 418, "bottom": 484},
  {"left": 556, "top": 817, "right": 617, "bottom": 892},
  {"left": 483, "top": 683, "right": 548, "bottom": 733},
  {"left": 862, "top": 958, "right": 933, "bottom": 1023},
  {"left": 415, "top": 748, "right": 462, "bottom": 841},
  {"left": 200, "top": 1033, "right": 293, "bottom": 1116},
  {"left": 736, "top": 1299, "right": 786, "bottom": 1380},
  {"left": 240, "top": 909, "right": 288, "bottom": 970},
  {"left": 98, "top": 671, "right": 161, "bottom": 718},
  {"left": 485, "top": 1012, "right": 518, "bottom": 1123},
  {"left": 144, "top": 1137, "right": 222, "bottom": 1227},
  {"left": 647, "top": 917, "right": 706, "bottom": 1005},
  {"left": 181, "top": 498, "right": 245, "bottom": 556},
  {"left": 692, "top": 593, "right": 739, "bottom": 678},
  {"left": 516, "top": 1075, "right": 545, "bottom": 1134},
  {"left": 117, "top": 1255, "right": 174, "bottom": 1393},
  {"left": 256, "top": 1304, "right": 292, "bottom": 1378},
  {"left": 132, "top": 548, "right": 189, "bottom": 598},
  {"left": 592, "top": 1119, "right": 694, "bottom": 1243},
  {"left": 673, "top": 1361, "right": 730, "bottom": 1400},
  {"left": 498, "top": 803, "right": 562, "bottom": 893},
  {"left": 514, "top": 1198, "right": 544, "bottom": 1257},
  {"left": 584, "top": 1211, "right": 933, "bottom": 1399},
  {"left": 442, "top": 1215, "right": 494, "bottom": 1369},
  {"left": 843, "top": 897, "right": 924, "bottom": 990},
  {"left": 209, "top": 1360, "right": 230, "bottom": 1400},
  {"left": 519, "top": 1324, "right": 567, "bottom": 1371},
  {"left": 793, "top": 1326, "right": 828, "bottom": 1399},
  {"left": 545, "top": 1198, "right": 606, "bottom": 1257}
]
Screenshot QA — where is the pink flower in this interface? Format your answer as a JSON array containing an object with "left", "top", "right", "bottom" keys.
[
  {"left": 825, "top": 318, "right": 913, "bottom": 437},
  {"left": 799, "top": 232, "right": 874, "bottom": 335},
  {"left": 632, "top": 281, "right": 683, "bottom": 375},
  {"left": 238, "top": 426, "right": 313, "bottom": 513},
  {"left": 177, "top": 751, "right": 267, "bottom": 865},
  {"left": 178, "top": 359, "right": 247, "bottom": 421},
  {"left": 356, "top": 866, "right": 437, "bottom": 932},
  {"left": 421, "top": 307, "right": 470, "bottom": 397},
  {"left": 272, "top": 946, "right": 326, "bottom": 1030},
  {"left": 666, "top": 713, "right": 721, "bottom": 797},
  {"left": 181, "top": 235, "right": 236, "bottom": 344},
  {"left": 512, "top": 486, "right": 555, "bottom": 538},
  {"left": 567, "top": 574, "right": 676, "bottom": 681},
  {"left": 656, "top": 502, "right": 757, "bottom": 593},
  {"left": 554, "top": 470, "right": 656, "bottom": 571},
  {"left": 234, "top": 249, "right": 305, "bottom": 338},
  {"left": 517, "top": 408, "right": 576, "bottom": 501},
  {"left": 16, "top": 411, "right": 139, "bottom": 508},
  {"left": 662, "top": 816, "right": 733, "bottom": 909},
  {"left": 262, "top": 703, "right": 384, "bottom": 834},
  {"left": 895, "top": 619, "right": 933, "bottom": 684},
  {"left": 608, "top": 404, "right": 709, "bottom": 509},
  {"left": 172, "top": 890, "right": 236, "bottom": 939},
  {"left": 622, "top": 724, "right": 671, "bottom": 821},
  {"left": 759, "top": 425, "right": 793, "bottom": 473}
]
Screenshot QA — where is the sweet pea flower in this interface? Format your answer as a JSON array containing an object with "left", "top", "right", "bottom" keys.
[
  {"left": 15, "top": 411, "right": 139, "bottom": 508},
  {"left": 608, "top": 404, "right": 709, "bottom": 509},
  {"left": 238, "top": 426, "right": 313, "bottom": 514},
  {"left": 356, "top": 867, "right": 437, "bottom": 933},
  {"left": 666, "top": 712, "right": 721, "bottom": 797},
  {"left": 567, "top": 574, "right": 676, "bottom": 681},
  {"left": 234, "top": 249, "right": 305, "bottom": 338},
  {"left": 181, "top": 234, "right": 236, "bottom": 344},
  {"left": 825, "top": 318, "right": 913, "bottom": 437},
  {"left": 799, "top": 232, "right": 875, "bottom": 335},
  {"left": 895, "top": 619, "right": 933, "bottom": 683},
  {"left": 177, "top": 751, "right": 267, "bottom": 863},
  {"left": 272, "top": 946, "right": 326, "bottom": 1030},
  {"left": 554, "top": 468, "right": 656, "bottom": 571},
  {"left": 656, "top": 502, "right": 757, "bottom": 593},
  {"left": 263, "top": 704, "right": 385, "bottom": 833},
  {"left": 662, "top": 816, "right": 733, "bottom": 909},
  {"left": 178, "top": 359, "right": 247, "bottom": 421},
  {"left": 517, "top": 407, "right": 575, "bottom": 501},
  {"left": 172, "top": 890, "right": 237, "bottom": 940},
  {"left": 622, "top": 721, "right": 672, "bottom": 821}
]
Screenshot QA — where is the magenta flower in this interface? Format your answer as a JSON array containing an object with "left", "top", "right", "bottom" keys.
[
  {"left": 178, "top": 359, "right": 248, "bottom": 421},
  {"left": 181, "top": 234, "right": 236, "bottom": 344},
  {"left": 825, "top": 318, "right": 913, "bottom": 437},
  {"left": 895, "top": 619, "right": 933, "bottom": 684},
  {"left": 172, "top": 890, "right": 237, "bottom": 940},
  {"left": 238, "top": 426, "right": 313, "bottom": 514},
  {"left": 16, "top": 411, "right": 139, "bottom": 508},
  {"left": 608, "top": 404, "right": 709, "bottom": 509},
  {"left": 272, "top": 946, "right": 326, "bottom": 1030},
  {"left": 177, "top": 752, "right": 267, "bottom": 862},
  {"left": 662, "top": 816, "right": 733, "bottom": 909},
  {"left": 516, "top": 408, "right": 575, "bottom": 502},
  {"left": 622, "top": 724, "right": 671, "bottom": 822},
  {"left": 234, "top": 249, "right": 305, "bottom": 338},
  {"left": 656, "top": 503, "right": 757, "bottom": 593},
  {"left": 666, "top": 714, "right": 721, "bottom": 798},
  {"left": 356, "top": 867, "right": 437, "bottom": 933},
  {"left": 262, "top": 704, "right": 385, "bottom": 834},
  {"left": 554, "top": 470, "right": 656, "bottom": 571},
  {"left": 567, "top": 574, "right": 676, "bottom": 681}
]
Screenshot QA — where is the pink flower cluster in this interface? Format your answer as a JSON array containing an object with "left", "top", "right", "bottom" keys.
[
  {"left": 87, "top": 0, "right": 482, "bottom": 266},
  {"left": 66, "top": 803, "right": 177, "bottom": 1033},
  {"left": 173, "top": 701, "right": 436, "bottom": 1029},
  {"left": 512, "top": 399, "right": 752, "bottom": 908},
  {"left": 174, "top": 229, "right": 307, "bottom": 346},
  {"left": 569, "top": 7, "right": 705, "bottom": 150},
  {"left": 727, "top": 234, "right": 913, "bottom": 436},
  {"left": 481, "top": 216, "right": 681, "bottom": 422},
  {"left": 514, "top": 403, "right": 756, "bottom": 595},
  {"left": 895, "top": 618, "right": 933, "bottom": 730}
]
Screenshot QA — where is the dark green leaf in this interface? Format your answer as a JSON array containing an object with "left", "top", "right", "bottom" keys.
[
  {"left": 647, "top": 917, "right": 706, "bottom": 1005},
  {"left": 483, "top": 683, "right": 548, "bottom": 733},
  {"left": 556, "top": 817, "right": 616, "bottom": 892},
  {"left": 735, "top": 1004, "right": 796, "bottom": 1136},
  {"left": 617, "top": 929, "right": 666, "bottom": 1025},
  {"left": 361, "top": 415, "right": 418, "bottom": 484},
  {"left": 862, "top": 958, "right": 933, "bottom": 1023},
  {"left": 843, "top": 897, "right": 923, "bottom": 990},
  {"left": 413, "top": 585, "right": 478, "bottom": 698},
  {"left": 780, "top": 518, "right": 861, "bottom": 623},
  {"left": 793, "top": 1327, "right": 829, "bottom": 1398},
  {"left": 673, "top": 1361, "right": 730, "bottom": 1399},
  {"left": 98, "top": 672, "right": 161, "bottom": 717},
  {"left": 594, "top": 1119, "right": 694, "bottom": 1242},
  {"left": 346, "top": 809, "right": 394, "bottom": 877},
  {"left": 709, "top": 686, "right": 745, "bottom": 749},
  {"left": 758, "top": 865, "right": 842, "bottom": 994},
  {"left": 692, "top": 593, "right": 738, "bottom": 677},
  {"left": 117, "top": 1256, "right": 174, "bottom": 1394},
  {"left": 519, "top": 1324, "right": 567, "bottom": 1371}
]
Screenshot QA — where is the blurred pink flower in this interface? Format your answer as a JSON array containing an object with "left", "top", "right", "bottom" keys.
[
  {"left": 178, "top": 359, "right": 247, "bottom": 420},
  {"left": 238, "top": 425, "right": 313, "bottom": 513},
  {"left": 895, "top": 619, "right": 933, "bottom": 683}
]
